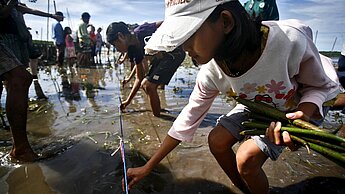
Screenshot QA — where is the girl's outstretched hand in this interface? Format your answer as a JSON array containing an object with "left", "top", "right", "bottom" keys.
[
  {"left": 122, "top": 166, "right": 150, "bottom": 191},
  {"left": 266, "top": 110, "right": 306, "bottom": 150},
  {"left": 122, "top": 78, "right": 130, "bottom": 88}
]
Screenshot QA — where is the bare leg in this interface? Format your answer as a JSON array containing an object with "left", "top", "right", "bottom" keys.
[
  {"left": 30, "top": 59, "right": 47, "bottom": 99},
  {"left": 3, "top": 66, "right": 37, "bottom": 162},
  {"left": 236, "top": 139, "right": 269, "bottom": 194},
  {"left": 29, "top": 58, "right": 38, "bottom": 78},
  {"left": 208, "top": 126, "right": 250, "bottom": 193},
  {"left": 141, "top": 79, "right": 160, "bottom": 117}
]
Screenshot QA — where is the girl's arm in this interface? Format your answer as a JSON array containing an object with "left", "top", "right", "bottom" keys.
[
  {"left": 126, "top": 135, "right": 180, "bottom": 190},
  {"left": 120, "top": 61, "right": 144, "bottom": 110},
  {"left": 123, "top": 64, "right": 221, "bottom": 189},
  {"left": 123, "top": 63, "right": 136, "bottom": 85},
  {"left": 117, "top": 52, "right": 128, "bottom": 64}
]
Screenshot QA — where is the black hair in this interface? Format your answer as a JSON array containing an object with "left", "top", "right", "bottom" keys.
[
  {"left": 55, "top": 11, "right": 64, "bottom": 17},
  {"left": 81, "top": 12, "right": 90, "bottom": 19},
  {"left": 207, "top": 1, "right": 262, "bottom": 64},
  {"left": 106, "top": 22, "right": 130, "bottom": 43},
  {"left": 63, "top": 26, "right": 72, "bottom": 39}
]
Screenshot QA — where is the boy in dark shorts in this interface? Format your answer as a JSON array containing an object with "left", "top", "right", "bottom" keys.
[{"left": 106, "top": 21, "right": 185, "bottom": 117}]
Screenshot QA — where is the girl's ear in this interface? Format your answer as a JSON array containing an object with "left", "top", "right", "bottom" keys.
[{"left": 220, "top": 10, "right": 234, "bottom": 34}]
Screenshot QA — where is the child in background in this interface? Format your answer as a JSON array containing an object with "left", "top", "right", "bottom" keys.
[
  {"left": 106, "top": 21, "right": 185, "bottom": 117},
  {"left": 89, "top": 25, "right": 96, "bottom": 64},
  {"left": 124, "top": 0, "right": 340, "bottom": 193},
  {"left": 64, "top": 27, "right": 76, "bottom": 67},
  {"left": 95, "top": 27, "right": 103, "bottom": 64}
]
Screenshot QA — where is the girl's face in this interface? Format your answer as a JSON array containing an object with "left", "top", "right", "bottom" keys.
[
  {"left": 83, "top": 17, "right": 90, "bottom": 24},
  {"left": 111, "top": 33, "right": 128, "bottom": 53},
  {"left": 182, "top": 10, "right": 234, "bottom": 65},
  {"left": 182, "top": 21, "right": 223, "bottom": 65}
]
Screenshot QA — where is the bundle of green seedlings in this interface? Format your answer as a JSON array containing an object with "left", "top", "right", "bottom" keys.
[{"left": 234, "top": 96, "right": 345, "bottom": 168}]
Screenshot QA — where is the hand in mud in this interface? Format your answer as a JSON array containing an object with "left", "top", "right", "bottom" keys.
[
  {"left": 266, "top": 111, "right": 305, "bottom": 151},
  {"left": 120, "top": 101, "right": 128, "bottom": 112},
  {"left": 122, "top": 166, "right": 150, "bottom": 191}
]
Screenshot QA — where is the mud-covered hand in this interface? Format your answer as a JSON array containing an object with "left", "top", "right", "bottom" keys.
[
  {"left": 266, "top": 111, "right": 306, "bottom": 151},
  {"left": 120, "top": 101, "right": 129, "bottom": 112},
  {"left": 122, "top": 166, "right": 150, "bottom": 190}
]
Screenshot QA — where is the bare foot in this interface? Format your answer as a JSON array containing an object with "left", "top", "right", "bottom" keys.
[{"left": 9, "top": 147, "right": 38, "bottom": 163}]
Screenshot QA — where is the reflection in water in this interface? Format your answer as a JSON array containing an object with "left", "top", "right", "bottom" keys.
[
  {"left": 0, "top": 56, "right": 344, "bottom": 194},
  {"left": 6, "top": 164, "right": 57, "bottom": 194}
]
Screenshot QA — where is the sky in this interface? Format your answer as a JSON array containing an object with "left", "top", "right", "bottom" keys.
[{"left": 23, "top": 0, "right": 345, "bottom": 52}]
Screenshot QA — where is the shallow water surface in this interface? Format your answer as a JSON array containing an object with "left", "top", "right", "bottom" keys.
[{"left": 0, "top": 55, "right": 345, "bottom": 194}]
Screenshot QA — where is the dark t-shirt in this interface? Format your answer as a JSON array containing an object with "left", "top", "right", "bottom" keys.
[
  {"left": 0, "top": 0, "right": 18, "bottom": 34},
  {"left": 127, "top": 22, "right": 157, "bottom": 64},
  {"left": 127, "top": 45, "right": 144, "bottom": 65}
]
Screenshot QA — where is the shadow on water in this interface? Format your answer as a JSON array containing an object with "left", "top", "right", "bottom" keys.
[
  {"left": 3, "top": 138, "right": 236, "bottom": 194},
  {"left": 271, "top": 176, "right": 345, "bottom": 194}
]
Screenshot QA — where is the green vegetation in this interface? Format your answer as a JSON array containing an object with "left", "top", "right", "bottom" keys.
[
  {"left": 234, "top": 97, "right": 345, "bottom": 168},
  {"left": 32, "top": 40, "right": 54, "bottom": 45},
  {"left": 320, "top": 51, "right": 341, "bottom": 58}
]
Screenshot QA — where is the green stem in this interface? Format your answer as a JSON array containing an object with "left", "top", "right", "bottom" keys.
[
  {"left": 301, "top": 137, "right": 345, "bottom": 153},
  {"left": 307, "top": 142, "right": 345, "bottom": 168},
  {"left": 290, "top": 135, "right": 310, "bottom": 154},
  {"left": 242, "top": 121, "right": 345, "bottom": 144},
  {"left": 234, "top": 96, "right": 289, "bottom": 123},
  {"left": 240, "top": 129, "right": 266, "bottom": 136}
]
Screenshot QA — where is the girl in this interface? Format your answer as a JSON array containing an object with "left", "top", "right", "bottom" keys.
[
  {"left": 89, "top": 25, "right": 96, "bottom": 64},
  {"left": 95, "top": 27, "right": 103, "bottom": 64},
  {"left": 64, "top": 27, "right": 76, "bottom": 67},
  {"left": 125, "top": 0, "right": 339, "bottom": 193}
]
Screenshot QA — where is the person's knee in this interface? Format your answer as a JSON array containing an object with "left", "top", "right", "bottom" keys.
[
  {"left": 141, "top": 79, "right": 156, "bottom": 93},
  {"left": 208, "top": 127, "right": 232, "bottom": 154},
  {"left": 236, "top": 147, "right": 262, "bottom": 178},
  {"left": 236, "top": 153, "right": 255, "bottom": 178}
]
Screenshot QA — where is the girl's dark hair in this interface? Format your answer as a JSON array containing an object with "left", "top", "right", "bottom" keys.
[
  {"left": 63, "top": 27, "right": 72, "bottom": 39},
  {"left": 207, "top": 1, "right": 262, "bottom": 63},
  {"left": 106, "top": 22, "right": 130, "bottom": 43}
]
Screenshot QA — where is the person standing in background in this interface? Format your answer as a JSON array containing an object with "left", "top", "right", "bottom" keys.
[
  {"left": 0, "top": 0, "right": 62, "bottom": 162},
  {"left": 64, "top": 26, "right": 76, "bottom": 68},
  {"left": 95, "top": 27, "right": 103, "bottom": 64},
  {"left": 77, "top": 12, "right": 92, "bottom": 66},
  {"left": 89, "top": 25, "right": 96, "bottom": 64},
  {"left": 52, "top": 11, "right": 64, "bottom": 66}
]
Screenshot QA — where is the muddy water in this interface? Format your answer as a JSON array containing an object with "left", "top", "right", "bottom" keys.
[{"left": 0, "top": 55, "right": 345, "bottom": 194}]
